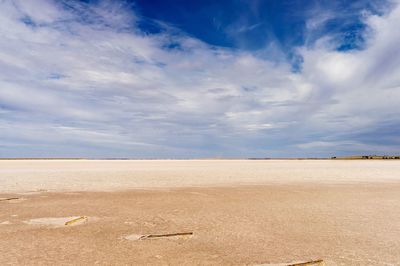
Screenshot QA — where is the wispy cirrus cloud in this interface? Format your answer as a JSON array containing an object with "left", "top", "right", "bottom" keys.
[{"left": 0, "top": 0, "right": 399, "bottom": 158}]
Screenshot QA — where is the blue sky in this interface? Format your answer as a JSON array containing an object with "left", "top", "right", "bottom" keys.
[
  {"left": 135, "top": 0, "right": 378, "bottom": 49},
  {"left": 0, "top": 0, "right": 399, "bottom": 158}
]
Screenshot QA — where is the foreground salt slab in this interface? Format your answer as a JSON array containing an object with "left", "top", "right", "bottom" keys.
[{"left": 24, "top": 216, "right": 88, "bottom": 227}]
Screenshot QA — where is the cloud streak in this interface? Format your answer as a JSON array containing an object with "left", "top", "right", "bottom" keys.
[{"left": 0, "top": 0, "right": 399, "bottom": 158}]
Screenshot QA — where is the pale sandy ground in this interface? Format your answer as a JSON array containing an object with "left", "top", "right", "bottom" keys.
[
  {"left": 1, "top": 160, "right": 400, "bottom": 193},
  {"left": 1, "top": 160, "right": 400, "bottom": 265}
]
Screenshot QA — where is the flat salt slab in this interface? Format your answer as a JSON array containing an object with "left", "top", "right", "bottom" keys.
[
  {"left": 16, "top": 189, "right": 48, "bottom": 195},
  {"left": 24, "top": 216, "right": 88, "bottom": 227},
  {"left": 124, "top": 234, "right": 144, "bottom": 241}
]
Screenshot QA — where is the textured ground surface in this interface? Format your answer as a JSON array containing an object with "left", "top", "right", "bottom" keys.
[
  {"left": 1, "top": 184, "right": 400, "bottom": 265},
  {"left": 1, "top": 160, "right": 400, "bottom": 265}
]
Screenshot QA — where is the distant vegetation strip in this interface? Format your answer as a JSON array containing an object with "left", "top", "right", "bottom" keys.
[{"left": 330, "top": 155, "right": 400, "bottom": 160}]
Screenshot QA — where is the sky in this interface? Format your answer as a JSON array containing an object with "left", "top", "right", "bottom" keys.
[{"left": 0, "top": 0, "right": 399, "bottom": 158}]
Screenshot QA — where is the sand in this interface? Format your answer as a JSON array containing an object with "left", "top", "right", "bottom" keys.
[{"left": 1, "top": 160, "right": 400, "bottom": 265}]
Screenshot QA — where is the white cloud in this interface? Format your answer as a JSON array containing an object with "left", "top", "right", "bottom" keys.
[{"left": 0, "top": 0, "right": 399, "bottom": 158}]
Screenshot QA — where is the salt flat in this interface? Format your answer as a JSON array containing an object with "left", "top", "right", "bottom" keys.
[
  {"left": 1, "top": 160, "right": 400, "bottom": 265},
  {"left": 1, "top": 159, "right": 400, "bottom": 193}
]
